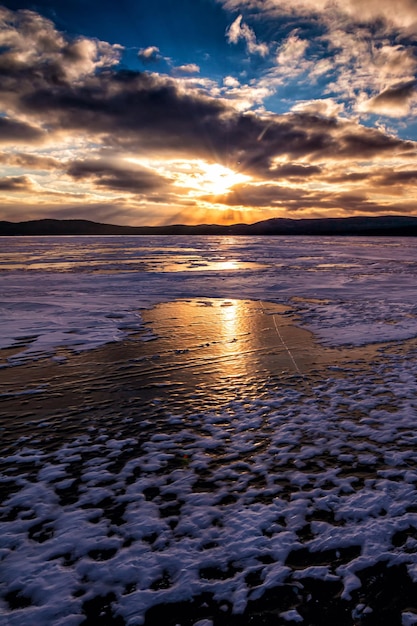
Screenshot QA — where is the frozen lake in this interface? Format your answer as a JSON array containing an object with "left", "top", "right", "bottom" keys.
[
  {"left": 1, "top": 235, "right": 417, "bottom": 625},
  {"left": 1, "top": 235, "right": 417, "bottom": 363}
]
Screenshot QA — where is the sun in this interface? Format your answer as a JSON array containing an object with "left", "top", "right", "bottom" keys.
[
  {"left": 190, "top": 161, "right": 250, "bottom": 196},
  {"left": 124, "top": 156, "right": 251, "bottom": 197}
]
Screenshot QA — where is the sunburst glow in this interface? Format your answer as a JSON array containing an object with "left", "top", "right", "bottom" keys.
[
  {"left": 125, "top": 157, "right": 251, "bottom": 197},
  {"left": 182, "top": 161, "right": 251, "bottom": 196}
]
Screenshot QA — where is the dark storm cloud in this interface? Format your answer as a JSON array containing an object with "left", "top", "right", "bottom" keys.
[
  {"left": 269, "top": 163, "right": 322, "bottom": 178},
  {"left": 0, "top": 116, "right": 44, "bottom": 143},
  {"left": 222, "top": 113, "right": 414, "bottom": 176},
  {"left": 324, "top": 124, "right": 413, "bottom": 158},
  {"left": 373, "top": 81, "right": 417, "bottom": 105},
  {"left": 0, "top": 151, "right": 61, "bottom": 168},
  {"left": 17, "top": 70, "right": 228, "bottom": 154},
  {"left": 211, "top": 182, "right": 391, "bottom": 215},
  {"left": 365, "top": 80, "right": 417, "bottom": 115},
  {"left": 0, "top": 175, "right": 32, "bottom": 190},
  {"left": 326, "top": 192, "right": 400, "bottom": 215},
  {"left": 378, "top": 169, "right": 417, "bottom": 185},
  {"left": 66, "top": 159, "right": 171, "bottom": 193},
  {"left": 12, "top": 67, "right": 414, "bottom": 173}
]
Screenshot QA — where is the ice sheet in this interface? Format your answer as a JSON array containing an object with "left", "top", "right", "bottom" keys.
[{"left": 1, "top": 235, "right": 417, "bottom": 365}]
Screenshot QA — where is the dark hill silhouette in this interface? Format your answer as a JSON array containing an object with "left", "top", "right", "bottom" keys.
[{"left": 1, "top": 216, "right": 417, "bottom": 236}]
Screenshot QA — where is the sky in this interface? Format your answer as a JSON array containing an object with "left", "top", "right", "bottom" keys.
[{"left": 1, "top": 1, "right": 417, "bottom": 226}]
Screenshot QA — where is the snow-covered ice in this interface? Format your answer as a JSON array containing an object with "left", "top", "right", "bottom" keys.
[{"left": 1, "top": 235, "right": 417, "bottom": 625}]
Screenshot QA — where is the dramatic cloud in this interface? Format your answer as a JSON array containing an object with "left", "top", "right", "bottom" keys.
[
  {"left": 269, "top": 163, "right": 322, "bottom": 179},
  {"left": 0, "top": 116, "right": 45, "bottom": 144},
  {"left": 220, "top": 0, "right": 417, "bottom": 122},
  {"left": 360, "top": 80, "right": 417, "bottom": 117},
  {"left": 0, "top": 152, "right": 61, "bottom": 169},
  {"left": 66, "top": 159, "right": 172, "bottom": 194},
  {"left": 0, "top": 6, "right": 121, "bottom": 86},
  {"left": 1, "top": 4, "right": 417, "bottom": 224},
  {"left": 0, "top": 175, "right": 33, "bottom": 191},
  {"left": 378, "top": 169, "right": 417, "bottom": 186},
  {"left": 210, "top": 180, "right": 406, "bottom": 216}
]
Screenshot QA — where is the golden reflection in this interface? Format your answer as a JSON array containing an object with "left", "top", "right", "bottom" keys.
[
  {"left": 139, "top": 299, "right": 311, "bottom": 397},
  {"left": 217, "top": 300, "right": 240, "bottom": 346},
  {"left": 216, "top": 260, "right": 239, "bottom": 271},
  {"left": 212, "top": 236, "right": 241, "bottom": 272},
  {"left": 144, "top": 298, "right": 247, "bottom": 351}
]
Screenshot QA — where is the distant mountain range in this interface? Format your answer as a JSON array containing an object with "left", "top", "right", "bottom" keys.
[{"left": 2, "top": 216, "right": 417, "bottom": 236}]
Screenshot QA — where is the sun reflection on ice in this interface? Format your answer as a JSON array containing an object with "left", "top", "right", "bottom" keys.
[
  {"left": 218, "top": 300, "right": 241, "bottom": 345},
  {"left": 216, "top": 260, "right": 239, "bottom": 271},
  {"left": 139, "top": 298, "right": 315, "bottom": 401}
]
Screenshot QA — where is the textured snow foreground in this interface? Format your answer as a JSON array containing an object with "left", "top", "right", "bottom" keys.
[{"left": 1, "top": 236, "right": 417, "bottom": 626}]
